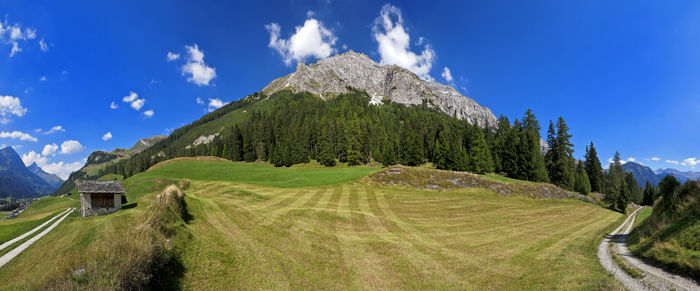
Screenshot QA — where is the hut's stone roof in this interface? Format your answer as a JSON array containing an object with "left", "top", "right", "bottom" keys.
[{"left": 76, "top": 180, "right": 125, "bottom": 194}]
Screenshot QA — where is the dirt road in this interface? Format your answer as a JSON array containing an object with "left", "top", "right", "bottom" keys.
[{"left": 598, "top": 207, "right": 699, "bottom": 290}]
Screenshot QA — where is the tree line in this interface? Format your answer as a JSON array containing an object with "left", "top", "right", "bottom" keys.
[{"left": 99, "top": 89, "right": 638, "bottom": 212}]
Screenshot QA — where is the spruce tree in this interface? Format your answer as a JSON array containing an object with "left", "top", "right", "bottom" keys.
[
  {"left": 468, "top": 126, "right": 494, "bottom": 173},
  {"left": 382, "top": 138, "right": 397, "bottom": 166},
  {"left": 433, "top": 133, "right": 449, "bottom": 170},
  {"left": 317, "top": 124, "right": 336, "bottom": 167},
  {"left": 583, "top": 142, "right": 603, "bottom": 192},
  {"left": 345, "top": 114, "right": 363, "bottom": 166},
  {"left": 545, "top": 121, "right": 557, "bottom": 180},
  {"left": 520, "top": 110, "right": 548, "bottom": 182},
  {"left": 642, "top": 181, "right": 655, "bottom": 206},
  {"left": 231, "top": 125, "right": 244, "bottom": 161},
  {"left": 401, "top": 126, "right": 424, "bottom": 166},
  {"left": 574, "top": 161, "right": 591, "bottom": 194}
]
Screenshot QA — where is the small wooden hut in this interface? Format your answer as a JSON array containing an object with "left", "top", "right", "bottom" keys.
[{"left": 76, "top": 180, "right": 125, "bottom": 217}]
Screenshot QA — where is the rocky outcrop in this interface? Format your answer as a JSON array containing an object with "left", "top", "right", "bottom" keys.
[{"left": 261, "top": 51, "right": 497, "bottom": 126}]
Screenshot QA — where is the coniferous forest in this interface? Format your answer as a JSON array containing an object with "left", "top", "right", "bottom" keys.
[{"left": 100, "top": 89, "right": 639, "bottom": 211}]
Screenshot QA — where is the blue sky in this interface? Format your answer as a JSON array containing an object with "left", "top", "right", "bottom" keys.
[{"left": 1, "top": 0, "right": 699, "bottom": 178}]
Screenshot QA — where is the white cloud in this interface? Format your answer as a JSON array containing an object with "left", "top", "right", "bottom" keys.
[
  {"left": 21, "top": 150, "right": 48, "bottom": 166},
  {"left": 207, "top": 98, "right": 228, "bottom": 112},
  {"left": 181, "top": 44, "right": 216, "bottom": 86},
  {"left": 39, "top": 38, "right": 48, "bottom": 52},
  {"left": 0, "top": 131, "right": 37, "bottom": 142},
  {"left": 122, "top": 91, "right": 145, "bottom": 111},
  {"left": 42, "top": 143, "right": 58, "bottom": 156},
  {"left": 130, "top": 98, "right": 145, "bottom": 110},
  {"left": 441, "top": 67, "right": 453, "bottom": 83},
  {"left": 627, "top": 157, "right": 636, "bottom": 162},
  {"left": 651, "top": 157, "right": 660, "bottom": 161},
  {"left": 143, "top": 110, "right": 154, "bottom": 118},
  {"left": 110, "top": 101, "right": 118, "bottom": 109},
  {"left": 0, "top": 19, "right": 44, "bottom": 57},
  {"left": 102, "top": 132, "right": 112, "bottom": 141},
  {"left": 21, "top": 149, "right": 84, "bottom": 179},
  {"left": 373, "top": 4, "right": 435, "bottom": 80},
  {"left": 682, "top": 157, "right": 699, "bottom": 167},
  {"left": 265, "top": 18, "right": 337, "bottom": 66},
  {"left": 0, "top": 95, "right": 28, "bottom": 124},
  {"left": 196, "top": 97, "right": 204, "bottom": 104},
  {"left": 41, "top": 160, "right": 83, "bottom": 180},
  {"left": 122, "top": 91, "right": 138, "bottom": 103},
  {"left": 39, "top": 75, "right": 46, "bottom": 82},
  {"left": 60, "top": 140, "right": 85, "bottom": 154},
  {"left": 607, "top": 157, "right": 627, "bottom": 165},
  {"left": 666, "top": 160, "right": 680, "bottom": 165},
  {"left": 167, "top": 51, "right": 180, "bottom": 61},
  {"left": 45, "top": 125, "right": 65, "bottom": 134}
]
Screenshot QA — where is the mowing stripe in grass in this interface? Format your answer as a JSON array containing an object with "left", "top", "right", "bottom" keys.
[{"left": 0, "top": 208, "right": 71, "bottom": 250}]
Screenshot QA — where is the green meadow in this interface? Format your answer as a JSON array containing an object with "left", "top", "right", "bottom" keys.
[{"left": 0, "top": 159, "right": 624, "bottom": 290}]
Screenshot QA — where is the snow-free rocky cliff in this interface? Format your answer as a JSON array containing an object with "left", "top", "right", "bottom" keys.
[{"left": 261, "top": 51, "right": 498, "bottom": 127}]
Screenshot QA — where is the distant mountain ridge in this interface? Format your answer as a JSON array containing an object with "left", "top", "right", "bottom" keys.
[
  {"left": 27, "top": 162, "right": 64, "bottom": 190},
  {"left": 655, "top": 168, "right": 700, "bottom": 183},
  {"left": 622, "top": 162, "right": 699, "bottom": 186},
  {"left": 261, "top": 51, "right": 498, "bottom": 126},
  {"left": 622, "top": 162, "right": 660, "bottom": 187},
  {"left": 0, "top": 147, "right": 54, "bottom": 198},
  {"left": 54, "top": 135, "right": 167, "bottom": 195}
]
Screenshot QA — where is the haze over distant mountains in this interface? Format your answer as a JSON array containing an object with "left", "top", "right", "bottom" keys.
[
  {"left": 622, "top": 161, "right": 699, "bottom": 187},
  {"left": 0, "top": 147, "right": 60, "bottom": 198},
  {"left": 27, "top": 162, "right": 64, "bottom": 190}
]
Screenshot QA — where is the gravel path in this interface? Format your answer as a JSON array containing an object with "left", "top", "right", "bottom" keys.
[
  {"left": 0, "top": 208, "right": 72, "bottom": 251},
  {"left": 598, "top": 207, "right": 700, "bottom": 290},
  {"left": 0, "top": 208, "right": 74, "bottom": 268}
]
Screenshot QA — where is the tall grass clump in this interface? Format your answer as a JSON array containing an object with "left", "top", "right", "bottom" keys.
[{"left": 46, "top": 185, "right": 189, "bottom": 290}]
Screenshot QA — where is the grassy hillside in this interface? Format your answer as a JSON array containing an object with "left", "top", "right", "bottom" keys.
[
  {"left": 0, "top": 159, "right": 624, "bottom": 289},
  {"left": 628, "top": 180, "right": 700, "bottom": 279}
]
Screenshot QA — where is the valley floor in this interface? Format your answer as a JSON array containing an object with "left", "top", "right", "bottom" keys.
[{"left": 0, "top": 160, "right": 625, "bottom": 290}]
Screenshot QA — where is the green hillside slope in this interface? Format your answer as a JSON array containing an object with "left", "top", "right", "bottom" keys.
[{"left": 628, "top": 178, "right": 700, "bottom": 279}]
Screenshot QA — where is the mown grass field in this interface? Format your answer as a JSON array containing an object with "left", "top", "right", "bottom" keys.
[
  {"left": 0, "top": 159, "right": 625, "bottom": 290},
  {"left": 0, "top": 196, "right": 79, "bottom": 244}
]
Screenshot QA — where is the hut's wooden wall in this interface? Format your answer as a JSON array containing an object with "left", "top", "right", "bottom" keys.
[{"left": 91, "top": 193, "right": 114, "bottom": 208}]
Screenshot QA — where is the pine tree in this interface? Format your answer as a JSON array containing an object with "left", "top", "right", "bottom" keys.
[
  {"left": 433, "top": 133, "right": 449, "bottom": 170},
  {"left": 492, "top": 115, "right": 510, "bottom": 172},
  {"left": 382, "top": 138, "right": 397, "bottom": 166},
  {"left": 231, "top": 125, "right": 244, "bottom": 161},
  {"left": 642, "top": 181, "right": 655, "bottom": 206},
  {"left": 574, "top": 161, "right": 591, "bottom": 194},
  {"left": 604, "top": 152, "right": 631, "bottom": 212},
  {"left": 584, "top": 141, "right": 603, "bottom": 192},
  {"left": 243, "top": 135, "right": 256, "bottom": 162},
  {"left": 317, "top": 124, "right": 336, "bottom": 167},
  {"left": 345, "top": 114, "right": 363, "bottom": 166},
  {"left": 519, "top": 110, "right": 548, "bottom": 182},
  {"left": 625, "top": 172, "right": 642, "bottom": 204},
  {"left": 401, "top": 126, "right": 424, "bottom": 166},
  {"left": 468, "top": 126, "right": 494, "bottom": 173},
  {"left": 545, "top": 120, "right": 557, "bottom": 180}
]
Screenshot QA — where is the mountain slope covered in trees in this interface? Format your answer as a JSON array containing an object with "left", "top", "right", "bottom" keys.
[{"left": 54, "top": 135, "right": 166, "bottom": 195}]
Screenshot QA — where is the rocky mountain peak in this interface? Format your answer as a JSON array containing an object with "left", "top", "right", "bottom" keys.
[{"left": 262, "top": 51, "right": 497, "bottom": 126}]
